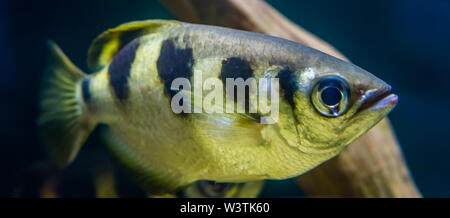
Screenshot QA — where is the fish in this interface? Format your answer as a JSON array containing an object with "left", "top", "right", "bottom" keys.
[{"left": 38, "top": 19, "right": 398, "bottom": 194}]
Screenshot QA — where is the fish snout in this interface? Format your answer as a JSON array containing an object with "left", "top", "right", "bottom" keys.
[{"left": 352, "top": 84, "right": 398, "bottom": 115}]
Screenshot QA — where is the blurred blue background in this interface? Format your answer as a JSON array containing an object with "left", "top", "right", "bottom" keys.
[{"left": 0, "top": 0, "right": 449, "bottom": 197}]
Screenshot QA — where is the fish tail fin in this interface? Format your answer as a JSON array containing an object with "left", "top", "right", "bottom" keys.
[{"left": 38, "top": 40, "right": 96, "bottom": 168}]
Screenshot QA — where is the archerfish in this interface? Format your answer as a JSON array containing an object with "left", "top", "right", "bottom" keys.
[{"left": 39, "top": 20, "right": 397, "bottom": 194}]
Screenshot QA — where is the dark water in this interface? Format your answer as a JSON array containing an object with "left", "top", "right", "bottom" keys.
[{"left": 0, "top": 0, "right": 449, "bottom": 197}]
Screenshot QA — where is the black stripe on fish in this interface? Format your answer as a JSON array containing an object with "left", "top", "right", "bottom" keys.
[
  {"left": 108, "top": 39, "right": 140, "bottom": 102},
  {"left": 81, "top": 77, "right": 91, "bottom": 103},
  {"left": 220, "top": 57, "right": 253, "bottom": 82},
  {"left": 157, "top": 39, "right": 194, "bottom": 98},
  {"left": 119, "top": 29, "right": 145, "bottom": 48},
  {"left": 220, "top": 57, "right": 254, "bottom": 112},
  {"left": 277, "top": 68, "right": 298, "bottom": 108}
]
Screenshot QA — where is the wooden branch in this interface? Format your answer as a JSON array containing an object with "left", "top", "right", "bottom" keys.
[{"left": 159, "top": 0, "right": 421, "bottom": 197}]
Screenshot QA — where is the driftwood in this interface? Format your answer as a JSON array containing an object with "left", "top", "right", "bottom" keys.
[{"left": 159, "top": 0, "right": 421, "bottom": 197}]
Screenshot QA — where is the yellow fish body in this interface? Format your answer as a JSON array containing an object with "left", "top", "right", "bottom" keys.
[{"left": 39, "top": 20, "right": 397, "bottom": 194}]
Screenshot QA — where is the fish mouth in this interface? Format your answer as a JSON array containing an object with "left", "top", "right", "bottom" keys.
[{"left": 356, "top": 85, "right": 398, "bottom": 113}]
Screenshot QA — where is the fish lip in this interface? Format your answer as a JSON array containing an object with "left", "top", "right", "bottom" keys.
[
  {"left": 356, "top": 85, "right": 397, "bottom": 113},
  {"left": 369, "top": 93, "right": 398, "bottom": 111}
]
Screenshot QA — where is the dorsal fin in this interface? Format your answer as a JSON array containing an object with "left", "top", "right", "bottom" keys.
[{"left": 87, "top": 20, "right": 181, "bottom": 71}]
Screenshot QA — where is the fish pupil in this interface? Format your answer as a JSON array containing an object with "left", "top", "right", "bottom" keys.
[{"left": 321, "top": 86, "right": 342, "bottom": 106}]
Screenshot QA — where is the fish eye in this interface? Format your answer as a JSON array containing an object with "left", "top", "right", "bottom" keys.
[
  {"left": 311, "top": 76, "right": 350, "bottom": 117},
  {"left": 197, "top": 181, "right": 233, "bottom": 197}
]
